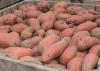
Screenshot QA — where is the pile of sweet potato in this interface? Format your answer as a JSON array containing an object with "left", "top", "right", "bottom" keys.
[{"left": 0, "top": 1, "right": 100, "bottom": 71}]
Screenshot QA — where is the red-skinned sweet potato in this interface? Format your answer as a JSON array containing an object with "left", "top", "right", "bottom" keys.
[
  {"left": 21, "top": 36, "right": 43, "bottom": 48},
  {"left": 34, "top": 29, "right": 45, "bottom": 37},
  {"left": 26, "top": 11, "right": 41, "bottom": 18},
  {"left": 70, "top": 31, "right": 90, "bottom": 45},
  {"left": 89, "top": 44, "right": 100, "bottom": 56},
  {"left": 45, "top": 29, "right": 60, "bottom": 36},
  {"left": 61, "top": 28, "right": 75, "bottom": 37},
  {"left": 13, "top": 10, "right": 26, "bottom": 19},
  {"left": 59, "top": 45, "right": 77, "bottom": 65},
  {"left": 36, "top": 1, "right": 50, "bottom": 13},
  {"left": 76, "top": 21, "right": 97, "bottom": 32},
  {"left": 67, "top": 56, "right": 84, "bottom": 71},
  {"left": 95, "top": 19, "right": 100, "bottom": 26},
  {"left": 38, "top": 34, "right": 60, "bottom": 55},
  {"left": 0, "top": 25, "right": 11, "bottom": 33},
  {"left": 54, "top": 20, "right": 68, "bottom": 31},
  {"left": 11, "top": 23, "right": 28, "bottom": 33},
  {"left": 38, "top": 11, "right": 56, "bottom": 30},
  {"left": 42, "top": 37, "right": 71, "bottom": 63},
  {"left": 77, "top": 36, "right": 100, "bottom": 51},
  {"left": 91, "top": 27, "right": 100, "bottom": 39},
  {"left": 21, "top": 26, "right": 34, "bottom": 40},
  {"left": 27, "top": 18, "right": 40, "bottom": 31},
  {"left": 4, "top": 47, "right": 33, "bottom": 58},
  {"left": 82, "top": 53, "right": 99, "bottom": 71},
  {"left": 66, "top": 15, "right": 86, "bottom": 25},
  {"left": 19, "top": 4, "right": 37, "bottom": 12}
]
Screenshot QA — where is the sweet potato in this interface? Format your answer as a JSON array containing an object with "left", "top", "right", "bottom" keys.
[
  {"left": 95, "top": 19, "right": 100, "bottom": 26},
  {"left": 0, "top": 25, "right": 11, "bottom": 33},
  {"left": 88, "top": 9, "right": 98, "bottom": 15},
  {"left": 38, "top": 11, "right": 56, "bottom": 30},
  {"left": 13, "top": 10, "right": 26, "bottom": 19},
  {"left": 4, "top": 47, "right": 33, "bottom": 58},
  {"left": 9, "top": 32, "right": 21, "bottom": 46},
  {"left": 82, "top": 53, "right": 99, "bottom": 71},
  {"left": 76, "top": 10, "right": 89, "bottom": 15},
  {"left": 80, "top": 13, "right": 96, "bottom": 21},
  {"left": 15, "top": 16, "right": 23, "bottom": 23},
  {"left": 38, "top": 34, "right": 60, "bottom": 55},
  {"left": 45, "top": 29, "right": 60, "bottom": 36},
  {"left": 0, "top": 32, "right": 20, "bottom": 48},
  {"left": 77, "top": 36, "right": 100, "bottom": 51},
  {"left": 34, "top": 29, "right": 45, "bottom": 37},
  {"left": 91, "top": 27, "right": 100, "bottom": 39},
  {"left": 76, "top": 21, "right": 97, "bottom": 32},
  {"left": 54, "top": 20, "right": 68, "bottom": 31},
  {"left": 70, "top": 31, "right": 90, "bottom": 45},
  {"left": 42, "top": 37, "right": 71, "bottom": 63},
  {"left": 89, "top": 44, "right": 100, "bottom": 56},
  {"left": 56, "top": 13, "right": 71, "bottom": 21},
  {"left": 0, "top": 16, "right": 5, "bottom": 25},
  {"left": 11, "top": 23, "right": 28, "bottom": 33},
  {"left": 59, "top": 45, "right": 77, "bottom": 65},
  {"left": 27, "top": 18, "right": 40, "bottom": 31},
  {"left": 66, "top": 15, "right": 86, "bottom": 25},
  {"left": 21, "top": 36, "right": 43, "bottom": 48},
  {"left": 3, "top": 14, "right": 17, "bottom": 25},
  {"left": 21, "top": 26, "right": 34, "bottom": 40},
  {"left": 19, "top": 4, "right": 37, "bottom": 12},
  {"left": 61, "top": 28, "right": 75, "bottom": 37},
  {"left": 67, "top": 56, "right": 83, "bottom": 71},
  {"left": 66, "top": 6, "right": 85, "bottom": 15},
  {"left": 36, "top": 1, "right": 50, "bottom": 12},
  {"left": 20, "top": 56, "right": 42, "bottom": 64},
  {"left": 26, "top": 11, "right": 41, "bottom": 18}
]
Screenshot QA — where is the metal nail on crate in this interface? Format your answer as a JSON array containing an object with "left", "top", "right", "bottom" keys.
[{"left": 0, "top": 0, "right": 100, "bottom": 71}]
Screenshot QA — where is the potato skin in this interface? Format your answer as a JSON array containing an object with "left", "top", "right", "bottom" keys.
[
  {"left": 36, "top": 1, "right": 50, "bottom": 13},
  {"left": 89, "top": 44, "right": 100, "bottom": 56},
  {"left": 21, "top": 26, "right": 34, "bottom": 40},
  {"left": 26, "top": 11, "right": 41, "bottom": 18},
  {"left": 67, "top": 56, "right": 83, "bottom": 71},
  {"left": 82, "top": 53, "right": 99, "bottom": 71},
  {"left": 11, "top": 23, "right": 28, "bottom": 33},
  {"left": 76, "top": 21, "right": 97, "bottom": 32},
  {"left": 78, "top": 36, "right": 100, "bottom": 51},
  {"left": 38, "top": 34, "right": 60, "bottom": 55},
  {"left": 4, "top": 47, "right": 33, "bottom": 58},
  {"left": 59, "top": 45, "right": 77, "bottom": 65},
  {"left": 42, "top": 37, "right": 71, "bottom": 63},
  {"left": 27, "top": 18, "right": 40, "bottom": 31},
  {"left": 61, "top": 28, "right": 75, "bottom": 37},
  {"left": 19, "top": 4, "right": 37, "bottom": 12},
  {"left": 91, "top": 27, "right": 100, "bottom": 39},
  {"left": 70, "top": 31, "right": 90, "bottom": 45},
  {"left": 54, "top": 20, "right": 68, "bottom": 31},
  {"left": 38, "top": 11, "right": 56, "bottom": 30},
  {"left": 66, "top": 15, "right": 86, "bottom": 25}
]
